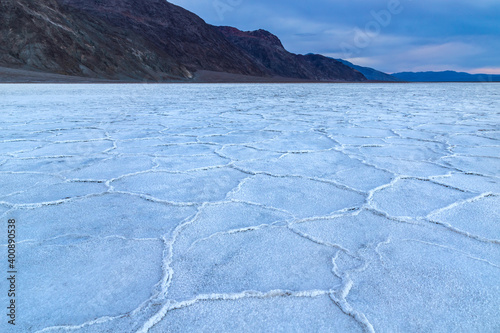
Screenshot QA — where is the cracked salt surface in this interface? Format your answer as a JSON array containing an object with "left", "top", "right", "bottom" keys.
[
  {"left": 0, "top": 83, "right": 499, "bottom": 332},
  {"left": 370, "top": 178, "right": 475, "bottom": 218}
]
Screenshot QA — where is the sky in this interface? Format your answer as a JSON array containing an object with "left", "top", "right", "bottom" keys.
[{"left": 170, "top": 0, "right": 500, "bottom": 74}]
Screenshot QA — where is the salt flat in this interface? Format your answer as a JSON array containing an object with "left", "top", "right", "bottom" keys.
[{"left": 0, "top": 83, "right": 499, "bottom": 332}]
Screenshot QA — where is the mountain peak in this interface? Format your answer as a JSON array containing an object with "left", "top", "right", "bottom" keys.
[{"left": 217, "top": 26, "right": 285, "bottom": 49}]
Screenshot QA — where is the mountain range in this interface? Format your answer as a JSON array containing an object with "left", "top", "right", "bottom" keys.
[
  {"left": 4, "top": 0, "right": 493, "bottom": 83},
  {"left": 0, "top": 0, "right": 369, "bottom": 82},
  {"left": 392, "top": 71, "right": 500, "bottom": 82}
]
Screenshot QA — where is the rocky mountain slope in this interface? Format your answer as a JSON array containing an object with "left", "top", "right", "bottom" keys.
[
  {"left": 217, "top": 26, "right": 366, "bottom": 82},
  {"left": 0, "top": 0, "right": 366, "bottom": 82}
]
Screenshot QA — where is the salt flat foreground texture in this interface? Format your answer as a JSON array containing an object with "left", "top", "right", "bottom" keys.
[{"left": 0, "top": 83, "right": 499, "bottom": 332}]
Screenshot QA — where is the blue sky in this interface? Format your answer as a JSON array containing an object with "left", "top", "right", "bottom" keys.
[{"left": 170, "top": 0, "right": 500, "bottom": 74}]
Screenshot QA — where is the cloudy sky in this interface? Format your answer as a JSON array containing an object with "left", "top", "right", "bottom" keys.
[{"left": 170, "top": 0, "right": 500, "bottom": 74}]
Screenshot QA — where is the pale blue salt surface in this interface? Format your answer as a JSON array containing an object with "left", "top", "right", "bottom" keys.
[{"left": 0, "top": 83, "right": 499, "bottom": 332}]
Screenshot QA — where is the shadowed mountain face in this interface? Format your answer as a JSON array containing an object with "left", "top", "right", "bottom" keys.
[
  {"left": 0, "top": 0, "right": 367, "bottom": 82},
  {"left": 217, "top": 26, "right": 367, "bottom": 82}
]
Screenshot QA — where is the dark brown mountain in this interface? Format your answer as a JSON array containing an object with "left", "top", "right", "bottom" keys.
[
  {"left": 0, "top": 0, "right": 367, "bottom": 82},
  {"left": 217, "top": 26, "right": 366, "bottom": 82}
]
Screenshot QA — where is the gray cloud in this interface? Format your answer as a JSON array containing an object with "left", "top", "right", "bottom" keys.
[{"left": 170, "top": 0, "right": 500, "bottom": 73}]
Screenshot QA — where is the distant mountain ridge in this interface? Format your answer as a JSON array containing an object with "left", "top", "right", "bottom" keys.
[
  {"left": 392, "top": 71, "right": 500, "bottom": 82},
  {"left": 0, "top": 0, "right": 366, "bottom": 82},
  {"left": 334, "top": 59, "right": 401, "bottom": 82}
]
